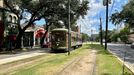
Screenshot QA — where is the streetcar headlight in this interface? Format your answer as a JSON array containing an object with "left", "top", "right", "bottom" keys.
[{"left": 57, "top": 43, "right": 59, "bottom": 46}]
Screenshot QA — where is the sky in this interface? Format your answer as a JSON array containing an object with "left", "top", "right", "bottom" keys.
[
  {"left": 77, "top": 0, "right": 128, "bottom": 36},
  {"left": 34, "top": 0, "right": 129, "bottom": 36}
]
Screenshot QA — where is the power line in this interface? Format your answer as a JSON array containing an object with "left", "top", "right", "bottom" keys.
[
  {"left": 79, "top": 19, "right": 91, "bottom": 35},
  {"left": 80, "top": 19, "right": 90, "bottom": 31},
  {"left": 109, "top": 0, "right": 115, "bottom": 16}
]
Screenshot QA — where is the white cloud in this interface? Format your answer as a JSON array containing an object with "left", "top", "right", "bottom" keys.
[
  {"left": 77, "top": 0, "right": 104, "bottom": 35},
  {"left": 88, "top": 0, "right": 104, "bottom": 17},
  {"left": 77, "top": 17, "right": 100, "bottom": 35},
  {"left": 77, "top": 0, "right": 128, "bottom": 35}
]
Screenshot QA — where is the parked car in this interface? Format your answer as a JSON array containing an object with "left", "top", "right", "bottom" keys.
[{"left": 131, "top": 43, "right": 134, "bottom": 49}]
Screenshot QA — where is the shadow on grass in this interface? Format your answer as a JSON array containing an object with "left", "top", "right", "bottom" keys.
[
  {"left": 101, "top": 73, "right": 111, "bottom": 75},
  {"left": 50, "top": 50, "right": 67, "bottom": 54},
  {"left": 101, "top": 72, "right": 131, "bottom": 75}
]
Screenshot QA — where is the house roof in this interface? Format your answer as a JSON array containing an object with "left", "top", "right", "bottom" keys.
[{"left": 21, "top": 23, "right": 44, "bottom": 32}]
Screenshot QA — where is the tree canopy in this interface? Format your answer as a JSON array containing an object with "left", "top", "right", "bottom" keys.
[
  {"left": 110, "top": 0, "right": 134, "bottom": 27},
  {"left": 4, "top": 0, "right": 89, "bottom": 48},
  {"left": 4, "top": 0, "right": 89, "bottom": 27},
  {"left": 119, "top": 26, "right": 130, "bottom": 43},
  {"left": 109, "top": 26, "right": 130, "bottom": 43}
]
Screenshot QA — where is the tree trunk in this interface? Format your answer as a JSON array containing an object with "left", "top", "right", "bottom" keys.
[
  {"left": 40, "top": 25, "right": 49, "bottom": 47},
  {"left": 15, "top": 18, "right": 34, "bottom": 49},
  {"left": 15, "top": 29, "right": 24, "bottom": 49}
]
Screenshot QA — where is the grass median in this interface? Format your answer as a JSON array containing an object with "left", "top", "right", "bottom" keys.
[
  {"left": 0, "top": 44, "right": 132, "bottom": 75},
  {"left": 89, "top": 44, "right": 133, "bottom": 75},
  {"left": 0, "top": 44, "right": 89, "bottom": 75}
]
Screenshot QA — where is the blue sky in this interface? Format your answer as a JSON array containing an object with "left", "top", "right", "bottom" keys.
[
  {"left": 77, "top": 0, "right": 128, "bottom": 35},
  {"left": 34, "top": 0, "right": 128, "bottom": 35},
  {"left": 35, "top": 18, "right": 46, "bottom": 25}
]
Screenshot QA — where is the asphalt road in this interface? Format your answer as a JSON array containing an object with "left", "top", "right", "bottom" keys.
[
  {"left": 108, "top": 43, "right": 134, "bottom": 72},
  {"left": 108, "top": 43, "right": 134, "bottom": 63}
]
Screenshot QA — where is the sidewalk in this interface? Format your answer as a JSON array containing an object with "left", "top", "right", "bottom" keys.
[{"left": 0, "top": 48, "right": 49, "bottom": 65}]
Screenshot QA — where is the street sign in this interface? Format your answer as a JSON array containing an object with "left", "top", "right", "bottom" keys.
[{"left": 103, "top": 0, "right": 111, "bottom": 6}]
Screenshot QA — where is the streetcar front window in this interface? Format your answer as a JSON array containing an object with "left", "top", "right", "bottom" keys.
[{"left": 52, "top": 31, "right": 66, "bottom": 42}]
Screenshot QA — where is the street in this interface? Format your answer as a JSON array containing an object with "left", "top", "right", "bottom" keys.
[{"left": 108, "top": 43, "right": 134, "bottom": 73}]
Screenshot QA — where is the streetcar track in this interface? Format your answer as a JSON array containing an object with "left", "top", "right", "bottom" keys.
[
  {"left": 56, "top": 50, "right": 97, "bottom": 75},
  {"left": 56, "top": 56, "right": 83, "bottom": 75},
  {"left": 91, "top": 50, "right": 97, "bottom": 75}
]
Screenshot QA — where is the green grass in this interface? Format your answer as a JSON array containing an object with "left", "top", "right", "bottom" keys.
[
  {"left": 89, "top": 44, "right": 133, "bottom": 75},
  {"left": 2, "top": 44, "right": 90, "bottom": 75},
  {"left": 1, "top": 44, "right": 132, "bottom": 75}
]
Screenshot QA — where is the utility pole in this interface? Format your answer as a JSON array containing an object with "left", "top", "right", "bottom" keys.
[
  {"left": 0, "top": 6, "right": 5, "bottom": 50},
  {"left": 100, "top": 17, "right": 103, "bottom": 46},
  {"left": 91, "top": 29, "right": 93, "bottom": 44},
  {"left": 68, "top": 0, "right": 70, "bottom": 55},
  {"left": 103, "top": 0, "right": 110, "bottom": 50},
  {"left": 105, "top": 0, "right": 108, "bottom": 50}
]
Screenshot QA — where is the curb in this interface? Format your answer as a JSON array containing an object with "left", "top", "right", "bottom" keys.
[{"left": 108, "top": 48, "right": 134, "bottom": 74}]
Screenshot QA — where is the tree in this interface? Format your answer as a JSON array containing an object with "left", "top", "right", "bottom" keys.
[
  {"left": 109, "top": 29, "right": 118, "bottom": 42},
  {"left": 110, "top": 0, "right": 134, "bottom": 27},
  {"left": 4, "top": 0, "right": 89, "bottom": 49},
  {"left": 119, "top": 26, "right": 130, "bottom": 43},
  {"left": 98, "top": 30, "right": 112, "bottom": 42},
  {"left": 82, "top": 33, "right": 89, "bottom": 42},
  {"left": 110, "top": 0, "right": 133, "bottom": 43},
  {"left": 110, "top": 33, "right": 119, "bottom": 42},
  {"left": 109, "top": 26, "right": 130, "bottom": 43},
  {"left": 40, "top": 0, "right": 89, "bottom": 47}
]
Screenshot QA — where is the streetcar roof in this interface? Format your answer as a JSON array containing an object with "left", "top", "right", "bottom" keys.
[
  {"left": 51, "top": 28, "right": 81, "bottom": 35},
  {"left": 51, "top": 28, "right": 68, "bottom": 32}
]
